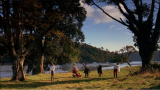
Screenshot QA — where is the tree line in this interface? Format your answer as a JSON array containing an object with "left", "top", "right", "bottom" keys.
[{"left": 79, "top": 44, "right": 137, "bottom": 65}]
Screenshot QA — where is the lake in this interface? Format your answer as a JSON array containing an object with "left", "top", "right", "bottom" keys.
[{"left": 0, "top": 61, "right": 158, "bottom": 78}]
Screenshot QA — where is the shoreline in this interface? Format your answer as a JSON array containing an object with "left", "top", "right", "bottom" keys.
[{"left": 0, "top": 61, "right": 144, "bottom": 79}]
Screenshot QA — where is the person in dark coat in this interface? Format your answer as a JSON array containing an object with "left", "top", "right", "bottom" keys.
[
  {"left": 83, "top": 63, "right": 89, "bottom": 78},
  {"left": 97, "top": 63, "right": 102, "bottom": 77}
]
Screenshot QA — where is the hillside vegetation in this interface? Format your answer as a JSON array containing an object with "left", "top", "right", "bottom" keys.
[{"left": 79, "top": 44, "right": 114, "bottom": 63}]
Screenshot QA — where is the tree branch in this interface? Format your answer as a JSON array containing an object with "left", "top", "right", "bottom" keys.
[
  {"left": 91, "top": 0, "right": 128, "bottom": 27},
  {"left": 0, "top": 37, "right": 8, "bottom": 47},
  {"left": 116, "top": 3, "right": 130, "bottom": 26},
  {"left": 127, "top": 20, "right": 139, "bottom": 36},
  {"left": 151, "top": 3, "right": 160, "bottom": 44},
  {"left": 22, "top": 25, "right": 55, "bottom": 57},
  {"left": 133, "top": 0, "right": 143, "bottom": 22},
  {"left": 119, "top": 18, "right": 127, "bottom": 26},
  {"left": 155, "top": 1, "right": 160, "bottom": 5},
  {"left": 120, "top": 1, "right": 138, "bottom": 24},
  {"left": 147, "top": 0, "right": 155, "bottom": 22}
]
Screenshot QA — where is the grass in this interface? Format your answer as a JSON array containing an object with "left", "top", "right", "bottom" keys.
[{"left": 0, "top": 66, "right": 160, "bottom": 89}]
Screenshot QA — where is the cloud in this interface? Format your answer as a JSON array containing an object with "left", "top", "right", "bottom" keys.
[
  {"left": 110, "top": 25, "right": 116, "bottom": 29},
  {"left": 79, "top": 0, "right": 95, "bottom": 18},
  {"left": 79, "top": 0, "right": 126, "bottom": 24},
  {"left": 85, "top": 24, "right": 92, "bottom": 28},
  {"left": 94, "top": 5, "right": 126, "bottom": 24},
  {"left": 116, "top": 27, "right": 126, "bottom": 30},
  {"left": 125, "top": 31, "right": 133, "bottom": 36}
]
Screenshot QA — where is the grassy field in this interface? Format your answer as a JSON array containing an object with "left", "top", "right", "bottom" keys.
[{"left": 0, "top": 66, "right": 160, "bottom": 89}]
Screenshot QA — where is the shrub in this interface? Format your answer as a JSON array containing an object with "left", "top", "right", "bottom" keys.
[{"left": 130, "top": 62, "right": 160, "bottom": 76}]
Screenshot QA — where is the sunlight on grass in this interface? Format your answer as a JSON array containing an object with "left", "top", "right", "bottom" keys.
[{"left": 1, "top": 66, "right": 160, "bottom": 89}]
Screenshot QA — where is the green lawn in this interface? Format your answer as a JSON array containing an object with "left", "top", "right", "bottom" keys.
[{"left": 0, "top": 66, "right": 160, "bottom": 89}]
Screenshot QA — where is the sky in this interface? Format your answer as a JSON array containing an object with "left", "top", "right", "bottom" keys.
[{"left": 80, "top": 1, "right": 138, "bottom": 52}]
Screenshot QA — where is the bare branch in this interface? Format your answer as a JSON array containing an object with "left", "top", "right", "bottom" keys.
[
  {"left": 155, "top": 1, "right": 160, "bottom": 5},
  {"left": 140, "top": 0, "right": 142, "bottom": 6},
  {"left": 119, "top": 18, "right": 127, "bottom": 25},
  {"left": 133, "top": 0, "right": 140, "bottom": 8},
  {"left": 120, "top": 1, "right": 138, "bottom": 24},
  {"left": 152, "top": 3, "right": 160, "bottom": 43},
  {"left": 91, "top": 0, "right": 129, "bottom": 27},
  {"left": 22, "top": 24, "right": 56, "bottom": 56},
  {"left": 132, "top": 0, "right": 143, "bottom": 22},
  {"left": 116, "top": 3, "right": 130, "bottom": 26},
  {"left": 127, "top": 21, "right": 139, "bottom": 36},
  {"left": 147, "top": 0, "right": 155, "bottom": 22},
  {"left": 154, "top": 3, "right": 160, "bottom": 30}
]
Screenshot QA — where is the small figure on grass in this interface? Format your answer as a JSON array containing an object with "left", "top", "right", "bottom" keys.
[
  {"left": 72, "top": 63, "right": 80, "bottom": 77},
  {"left": 83, "top": 63, "right": 90, "bottom": 78},
  {"left": 113, "top": 62, "right": 120, "bottom": 78},
  {"left": 97, "top": 63, "right": 102, "bottom": 77},
  {"left": 49, "top": 63, "right": 56, "bottom": 81}
]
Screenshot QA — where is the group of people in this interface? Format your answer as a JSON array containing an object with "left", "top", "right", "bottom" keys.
[
  {"left": 72, "top": 63, "right": 90, "bottom": 78},
  {"left": 49, "top": 62, "right": 120, "bottom": 81}
]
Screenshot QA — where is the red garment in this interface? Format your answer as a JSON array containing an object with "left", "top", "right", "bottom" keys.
[
  {"left": 114, "top": 69, "right": 117, "bottom": 74},
  {"left": 72, "top": 66, "right": 78, "bottom": 74},
  {"left": 72, "top": 70, "right": 78, "bottom": 74},
  {"left": 77, "top": 73, "right": 81, "bottom": 77}
]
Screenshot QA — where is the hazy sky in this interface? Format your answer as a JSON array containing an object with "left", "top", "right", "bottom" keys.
[{"left": 80, "top": 1, "right": 138, "bottom": 52}]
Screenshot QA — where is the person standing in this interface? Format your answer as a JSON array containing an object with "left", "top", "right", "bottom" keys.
[
  {"left": 83, "top": 63, "right": 89, "bottom": 78},
  {"left": 113, "top": 62, "right": 120, "bottom": 78},
  {"left": 97, "top": 63, "right": 102, "bottom": 77},
  {"left": 49, "top": 63, "right": 56, "bottom": 81}
]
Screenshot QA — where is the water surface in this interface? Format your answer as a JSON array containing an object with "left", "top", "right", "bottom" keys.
[{"left": 0, "top": 61, "right": 144, "bottom": 78}]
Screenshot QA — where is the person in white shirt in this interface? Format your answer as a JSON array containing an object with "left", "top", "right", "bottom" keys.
[
  {"left": 113, "top": 62, "right": 120, "bottom": 78},
  {"left": 49, "top": 63, "right": 56, "bottom": 81}
]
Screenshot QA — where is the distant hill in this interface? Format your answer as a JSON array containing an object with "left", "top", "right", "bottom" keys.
[
  {"left": 79, "top": 44, "right": 114, "bottom": 63},
  {"left": 79, "top": 44, "right": 160, "bottom": 63},
  {"left": 130, "top": 51, "right": 160, "bottom": 61}
]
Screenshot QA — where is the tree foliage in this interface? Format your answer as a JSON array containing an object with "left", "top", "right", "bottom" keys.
[
  {"left": 119, "top": 45, "right": 137, "bottom": 66},
  {"left": 0, "top": 0, "right": 86, "bottom": 81}
]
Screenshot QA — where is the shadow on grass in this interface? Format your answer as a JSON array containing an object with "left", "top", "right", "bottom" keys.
[
  {"left": 148, "top": 84, "right": 160, "bottom": 89},
  {"left": 118, "top": 77, "right": 128, "bottom": 81},
  {"left": 1, "top": 77, "right": 113, "bottom": 89}
]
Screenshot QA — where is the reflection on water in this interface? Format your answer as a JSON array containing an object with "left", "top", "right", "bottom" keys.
[
  {"left": 0, "top": 65, "right": 68, "bottom": 78},
  {"left": 1, "top": 61, "right": 159, "bottom": 78}
]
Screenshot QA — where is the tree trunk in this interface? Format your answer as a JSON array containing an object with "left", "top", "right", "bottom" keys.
[
  {"left": 126, "top": 57, "right": 131, "bottom": 67},
  {"left": 127, "top": 62, "right": 131, "bottom": 67},
  {"left": 139, "top": 46, "right": 155, "bottom": 67},
  {"left": 12, "top": 56, "right": 25, "bottom": 81},
  {"left": 35, "top": 39, "right": 45, "bottom": 74},
  {"left": 36, "top": 52, "right": 45, "bottom": 74}
]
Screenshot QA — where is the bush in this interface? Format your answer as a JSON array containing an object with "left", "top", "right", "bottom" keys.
[{"left": 130, "top": 62, "right": 160, "bottom": 76}]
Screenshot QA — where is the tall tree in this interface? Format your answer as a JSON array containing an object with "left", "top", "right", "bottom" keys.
[
  {"left": 83, "top": 0, "right": 160, "bottom": 67},
  {"left": 0, "top": 0, "right": 44, "bottom": 81},
  {"left": 33, "top": 0, "right": 86, "bottom": 74},
  {"left": 0, "top": 0, "right": 86, "bottom": 81}
]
